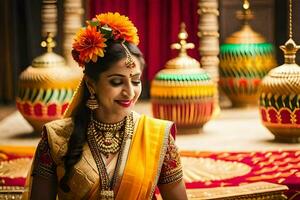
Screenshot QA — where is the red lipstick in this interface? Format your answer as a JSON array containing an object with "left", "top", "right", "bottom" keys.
[{"left": 116, "top": 100, "right": 132, "bottom": 107}]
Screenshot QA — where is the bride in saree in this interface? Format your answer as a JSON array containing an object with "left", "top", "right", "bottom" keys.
[{"left": 23, "top": 12, "right": 187, "bottom": 200}]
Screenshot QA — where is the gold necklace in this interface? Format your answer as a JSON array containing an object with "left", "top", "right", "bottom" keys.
[
  {"left": 88, "top": 116, "right": 125, "bottom": 157},
  {"left": 87, "top": 113, "right": 134, "bottom": 199}
]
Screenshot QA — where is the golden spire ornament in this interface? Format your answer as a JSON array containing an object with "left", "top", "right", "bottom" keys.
[
  {"left": 219, "top": 0, "right": 277, "bottom": 107},
  {"left": 150, "top": 23, "right": 217, "bottom": 134},
  {"left": 259, "top": 0, "right": 300, "bottom": 143}
]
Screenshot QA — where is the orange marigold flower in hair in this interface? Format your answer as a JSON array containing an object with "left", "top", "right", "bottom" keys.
[
  {"left": 96, "top": 12, "right": 139, "bottom": 45},
  {"left": 72, "top": 25, "right": 107, "bottom": 66}
]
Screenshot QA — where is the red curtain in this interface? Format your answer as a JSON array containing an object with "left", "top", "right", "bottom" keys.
[{"left": 88, "top": 0, "right": 199, "bottom": 81}]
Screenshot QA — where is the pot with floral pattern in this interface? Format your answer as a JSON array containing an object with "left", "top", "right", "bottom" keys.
[
  {"left": 151, "top": 23, "right": 217, "bottom": 134},
  {"left": 259, "top": 38, "right": 300, "bottom": 143},
  {"left": 16, "top": 34, "right": 81, "bottom": 133}
]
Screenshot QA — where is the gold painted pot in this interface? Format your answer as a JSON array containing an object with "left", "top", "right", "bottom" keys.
[
  {"left": 259, "top": 38, "right": 300, "bottom": 143},
  {"left": 151, "top": 24, "right": 217, "bottom": 134},
  {"left": 16, "top": 36, "right": 81, "bottom": 133}
]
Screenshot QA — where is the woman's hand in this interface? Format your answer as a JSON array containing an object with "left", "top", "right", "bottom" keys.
[{"left": 158, "top": 179, "right": 188, "bottom": 200}]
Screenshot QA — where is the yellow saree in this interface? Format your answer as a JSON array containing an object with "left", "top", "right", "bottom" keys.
[
  {"left": 115, "top": 114, "right": 171, "bottom": 199},
  {"left": 23, "top": 112, "right": 172, "bottom": 199}
]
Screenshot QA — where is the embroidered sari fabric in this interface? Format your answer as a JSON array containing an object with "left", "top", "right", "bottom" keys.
[{"left": 28, "top": 113, "right": 182, "bottom": 199}]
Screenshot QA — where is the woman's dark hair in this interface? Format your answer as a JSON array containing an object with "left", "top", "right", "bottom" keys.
[{"left": 59, "top": 41, "right": 144, "bottom": 192}]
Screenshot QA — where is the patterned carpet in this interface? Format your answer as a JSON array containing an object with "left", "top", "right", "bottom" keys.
[
  {"left": 0, "top": 146, "right": 299, "bottom": 199},
  {"left": 181, "top": 150, "right": 300, "bottom": 198}
]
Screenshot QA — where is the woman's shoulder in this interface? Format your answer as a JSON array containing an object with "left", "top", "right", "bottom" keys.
[
  {"left": 43, "top": 118, "right": 75, "bottom": 164},
  {"left": 45, "top": 117, "right": 74, "bottom": 129},
  {"left": 44, "top": 117, "right": 74, "bottom": 139}
]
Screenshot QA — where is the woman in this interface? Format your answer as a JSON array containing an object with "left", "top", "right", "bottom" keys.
[{"left": 23, "top": 12, "right": 187, "bottom": 200}]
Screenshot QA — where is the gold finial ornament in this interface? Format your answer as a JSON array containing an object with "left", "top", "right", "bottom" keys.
[
  {"left": 259, "top": 0, "right": 300, "bottom": 143},
  {"left": 243, "top": 0, "right": 249, "bottom": 9},
  {"left": 171, "top": 23, "right": 195, "bottom": 56},
  {"left": 219, "top": 0, "right": 277, "bottom": 107},
  {"left": 151, "top": 23, "right": 217, "bottom": 134},
  {"left": 280, "top": 38, "right": 300, "bottom": 64},
  {"left": 236, "top": 0, "right": 254, "bottom": 22},
  {"left": 41, "top": 32, "right": 56, "bottom": 53}
]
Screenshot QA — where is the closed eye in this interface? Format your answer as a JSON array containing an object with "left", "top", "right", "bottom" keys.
[
  {"left": 109, "top": 79, "right": 123, "bottom": 86},
  {"left": 131, "top": 80, "right": 141, "bottom": 86}
]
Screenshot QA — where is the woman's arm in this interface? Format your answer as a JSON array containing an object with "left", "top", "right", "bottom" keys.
[
  {"left": 30, "top": 175, "right": 57, "bottom": 200},
  {"left": 157, "top": 125, "right": 188, "bottom": 200},
  {"left": 159, "top": 179, "right": 187, "bottom": 200},
  {"left": 29, "top": 132, "right": 58, "bottom": 200}
]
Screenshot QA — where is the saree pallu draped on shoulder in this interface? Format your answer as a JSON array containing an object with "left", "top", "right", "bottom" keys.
[{"left": 115, "top": 115, "right": 171, "bottom": 199}]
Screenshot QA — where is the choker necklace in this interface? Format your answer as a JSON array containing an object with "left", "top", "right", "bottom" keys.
[{"left": 88, "top": 116, "right": 126, "bottom": 157}]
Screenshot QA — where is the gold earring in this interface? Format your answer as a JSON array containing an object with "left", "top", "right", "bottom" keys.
[
  {"left": 86, "top": 93, "right": 99, "bottom": 110},
  {"left": 85, "top": 79, "right": 99, "bottom": 110}
]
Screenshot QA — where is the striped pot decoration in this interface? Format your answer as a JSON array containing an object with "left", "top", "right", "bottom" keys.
[
  {"left": 16, "top": 49, "right": 81, "bottom": 133},
  {"left": 220, "top": 32, "right": 277, "bottom": 107},
  {"left": 220, "top": 0, "right": 277, "bottom": 107},
  {"left": 259, "top": 38, "right": 300, "bottom": 143},
  {"left": 151, "top": 68, "right": 216, "bottom": 133}
]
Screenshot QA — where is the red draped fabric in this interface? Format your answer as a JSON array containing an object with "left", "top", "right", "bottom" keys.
[{"left": 87, "top": 0, "right": 199, "bottom": 81}]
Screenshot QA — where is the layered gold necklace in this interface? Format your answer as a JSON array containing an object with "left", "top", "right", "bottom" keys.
[
  {"left": 87, "top": 113, "right": 134, "bottom": 199},
  {"left": 88, "top": 116, "right": 125, "bottom": 157}
]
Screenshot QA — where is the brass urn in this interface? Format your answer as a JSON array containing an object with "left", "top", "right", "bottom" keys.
[
  {"left": 219, "top": 0, "right": 277, "bottom": 107},
  {"left": 16, "top": 34, "right": 81, "bottom": 133},
  {"left": 151, "top": 23, "right": 217, "bottom": 134},
  {"left": 259, "top": 38, "right": 300, "bottom": 143}
]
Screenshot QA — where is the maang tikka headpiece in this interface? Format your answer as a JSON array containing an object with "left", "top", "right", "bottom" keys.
[
  {"left": 120, "top": 42, "right": 136, "bottom": 68},
  {"left": 72, "top": 12, "right": 139, "bottom": 68}
]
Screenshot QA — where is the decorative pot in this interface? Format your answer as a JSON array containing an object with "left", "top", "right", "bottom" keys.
[
  {"left": 259, "top": 38, "right": 300, "bottom": 143},
  {"left": 219, "top": 3, "right": 276, "bottom": 107},
  {"left": 151, "top": 24, "right": 217, "bottom": 134},
  {"left": 16, "top": 35, "right": 81, "bottom": 133}
]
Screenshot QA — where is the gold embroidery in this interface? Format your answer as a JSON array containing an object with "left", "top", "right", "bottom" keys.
[
  {"left": 181, "top": 157, "right": 251, "bottom": 182},
  {"left": 100, "top": 190, "right": 114, "bottom": 199},
  {"left": 158, "top": 135, "right": 183, "bottom": 185},
  {"left": 0, "top": 158, "right": 31, "bottom": 179},
  {"left": 186, "top": 182, "right": 288, "bottom": 199}
]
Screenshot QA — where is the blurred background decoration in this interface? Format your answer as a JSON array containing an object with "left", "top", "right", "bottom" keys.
[
  {"left": 219, "top": 0, "right": 277, "bottom": 107},
  {"left": 198, "top": 0, "right": 220, "bottom": 113},
  {"left": 15, "top": 0, "right": 81, "bottom": 133},
  {"left": 151, "top": 23, "right": 217, "bottom": 134},
  {"left": 1, "top": 0, "right": 300, "bottom": 105},
  {"left": 259, "top": 0, "right": 300, "bottom": 143}
]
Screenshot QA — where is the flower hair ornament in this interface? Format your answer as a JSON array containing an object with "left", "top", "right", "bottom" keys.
[
  {"left": 64, "top": 12, "right": 139, "bottom": 117},
  {"left": 72, "top": 12, "right": 139, "bottom": 68}
]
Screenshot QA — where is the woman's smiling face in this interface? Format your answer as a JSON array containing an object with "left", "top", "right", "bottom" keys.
[{"left": 90, "top": 56, "right": 142, "bottom": 123}]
